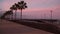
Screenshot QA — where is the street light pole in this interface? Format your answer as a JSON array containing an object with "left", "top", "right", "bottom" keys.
[
  {"left": 50, "top": 10, "right": 53, "bottom": 24},
  {"left": 51, "top": 10, "right": 52, "bottom": 20}
]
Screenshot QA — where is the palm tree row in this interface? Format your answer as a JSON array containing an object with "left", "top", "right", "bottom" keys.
[
  {"left": 10, "top": 0, "right": 27, "bottom": 20},
  {"left": 1, "top": 10, "right": 13, "bottom": 19},
  {"left": 10, "top": 3, "right": 17, "bottom": 20}
]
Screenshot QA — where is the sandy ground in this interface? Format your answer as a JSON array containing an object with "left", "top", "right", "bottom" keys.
[{"left": 0, "top": 19, "right": 54, "bottom": 34}]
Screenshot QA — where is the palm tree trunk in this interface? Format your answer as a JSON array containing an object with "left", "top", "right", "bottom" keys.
[
  {"left": 15, "top": 10, "right": 17, "bottom": 20},
  {"left": 20, "top": 9, "right": 22, "bottom": 20},
  {"left": 11, "top": 14, "right": 13, "bottom": 20}
]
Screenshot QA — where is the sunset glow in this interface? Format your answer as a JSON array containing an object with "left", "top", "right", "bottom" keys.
[{"left": 0, "top": 0, "right": 60, "bottom": 19}]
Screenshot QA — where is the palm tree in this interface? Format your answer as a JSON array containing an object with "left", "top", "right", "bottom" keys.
[
  {"left": 7, "top": 10, "right": 13, "bottom": 20},
  {"left": 10, "top": 3, "right": 17, "bottom": 20},
  {"left": 17, "top": 1, "right": 27, "bottom": 20},
  {"left": 1, "top": 10, "right": 13, "bottom": 19}
]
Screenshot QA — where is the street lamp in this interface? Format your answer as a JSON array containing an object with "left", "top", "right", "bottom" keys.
[
  {"left": 50, "top": 10, "right": 53, "bottom": 24},
  {"left": 50, "top": 10, "right": 53, "bottom": 20}
]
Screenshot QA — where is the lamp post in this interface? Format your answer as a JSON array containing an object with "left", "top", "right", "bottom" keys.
[
  {"left": 50, "top": 10, "right": 52, "bottom": 20},
  {"left": 50, "top": 10, "right": 53, "bottom": 24}
]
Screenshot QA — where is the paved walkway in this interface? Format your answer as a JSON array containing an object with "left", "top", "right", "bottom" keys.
[{"left": 0, "top": 19, "right": 54, "bottom": 34}]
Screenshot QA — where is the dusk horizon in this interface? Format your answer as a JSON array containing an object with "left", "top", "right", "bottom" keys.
[{"left": 0, "top": 0, "right": 60, "bottom": 19}]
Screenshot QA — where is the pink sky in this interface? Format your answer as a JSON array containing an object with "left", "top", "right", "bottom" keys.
[
  {"left": 0, "top": 0, "right": 60, "bottom": 19},
  {"left": 0, "top": 0, "right": 60, "bottom": 11}
]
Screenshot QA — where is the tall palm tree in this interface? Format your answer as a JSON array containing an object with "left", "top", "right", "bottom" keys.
[
  {"left": 17, "top": 1, "right": 27, "bottom": 20},
  {"left": 10, "top": 3, "right": 17, "bottom": 20}
]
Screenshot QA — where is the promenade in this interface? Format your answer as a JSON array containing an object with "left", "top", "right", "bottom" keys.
[{"left": 0, "top": 19, "right": 54, "bottom": 34}]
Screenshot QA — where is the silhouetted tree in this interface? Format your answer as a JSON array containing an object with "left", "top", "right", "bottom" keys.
[
  {"left": 10, "top": 0, "right": 27, "bottom": 20},
  {"left": 1, "top": 10, "right": 13, "bottom": 19},
  {"left": 17, "top": 1, "right": 27, "bottom": 20},
  {"left": 10, "top": 3, "right": 17, "bottom": 20}
]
